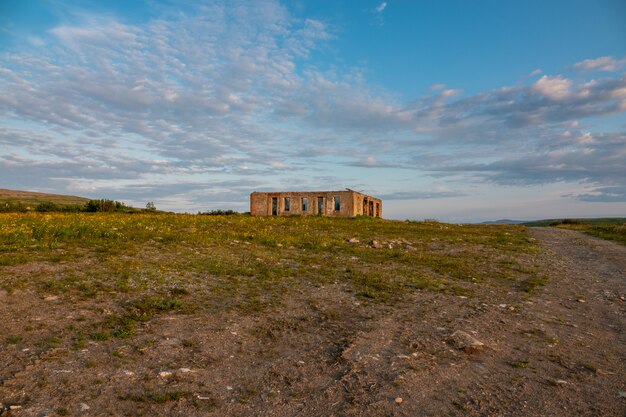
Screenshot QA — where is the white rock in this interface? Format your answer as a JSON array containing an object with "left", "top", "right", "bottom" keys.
[
  {"left": 447, "top": 331, "right": 485, "bottom": 353},
  {"left": 369, "top": 240, "right": 382, "bottom": 249}
]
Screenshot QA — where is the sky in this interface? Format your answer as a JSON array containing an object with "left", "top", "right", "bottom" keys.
[{"left": 1, "top": 0, "right": 625, "bottom": 222}]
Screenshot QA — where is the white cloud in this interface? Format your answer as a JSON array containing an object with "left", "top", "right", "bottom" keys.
[
  {"left": 375, "top": 2, "right": 388, "bottom": 13},
  {"left": 532, "top": 75, "right": 572, "bottom": 100},
  {"left": 26, "top": 36, "right": 45, "bottom": 47},
  {"left": 573, "top": 56, "right": 626, "bottom": 72},
  {"left": 50, "top": 19, "right": 138, "bottom": 47}
]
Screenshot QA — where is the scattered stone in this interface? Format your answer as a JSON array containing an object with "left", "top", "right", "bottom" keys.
[
  {"left": 395, "top": 397, "right": 403, "bottom": 404},
  {"left": 79, "top": 403, "right": 90, "bottom": 412},
  {"left": 9, "top": 405, "right": 22, "bottom": 410},
  {"left": 123, "top": 370, "right": 135, "bottom": 376},
  {"left": 226, "top": 386, "right": 233, "bottom": 391},
  {"left": 447, "top": 330, "right": 485, "bottom": 353},
  {"left": 555, "top": 379, "right": 568, "bottom": 385},
  {"left": 178, "top": 368, "right": 191, "bottom": 373},
  {"left": 159, "top": 371, "right": 173, "bottom": 377},
  {"left": 499, "top": 304, "right": 507, "bottom": 308},
  {"left": 346, "top": 237, "right": 360, "bottom": 243},
  {"left": 369, "top": 240, "right": 382, "bottom": 249},
  {"left": 44, "top": 295, "right": 59, "bottom": 301},
  {"left": 596, "top": 369, "right": 616, "bottom": 376},
  {"left": 577, "top": 299, "right": 586, "bottom": 303},
  {"left": 618, "top": 390, "right": 626, "bottom": 398}
]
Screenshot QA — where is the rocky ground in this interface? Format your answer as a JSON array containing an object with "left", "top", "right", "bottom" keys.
[{"left": 1, "top": 227, "right": 624, "bottom": 416}]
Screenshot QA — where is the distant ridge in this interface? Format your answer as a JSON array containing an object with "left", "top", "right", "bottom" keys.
[{"left": 480, "top": 219, "right": 526, "bottom": 225}]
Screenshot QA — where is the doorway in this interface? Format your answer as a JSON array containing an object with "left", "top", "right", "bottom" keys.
[
  {"left": 271, "top": 197, "right": 277, "bottom": 216},
  {"left": 317, "top": 197, "right": 324, "bottom": 215}
]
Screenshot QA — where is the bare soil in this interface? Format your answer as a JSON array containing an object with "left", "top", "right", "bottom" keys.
[{"left": 1, "top": 227, "right": 624, "bottom": 416}]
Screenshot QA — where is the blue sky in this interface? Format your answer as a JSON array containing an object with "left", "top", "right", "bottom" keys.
[{"left": 1, "top": 0, "right": 625, "bottom": 221}]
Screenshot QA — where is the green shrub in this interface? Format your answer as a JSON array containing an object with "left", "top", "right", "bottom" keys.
[{"left": 35, "top": 201, "right": 60, "bottom": 212}]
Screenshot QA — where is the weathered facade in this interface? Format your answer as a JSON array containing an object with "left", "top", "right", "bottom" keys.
[{"left": 250, "top": 190, "right": 382, "bottom": 218}]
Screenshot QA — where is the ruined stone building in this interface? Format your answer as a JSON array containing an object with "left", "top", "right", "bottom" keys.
[{"left": 250, "top": 190, "right": 382, "bottom": 218}]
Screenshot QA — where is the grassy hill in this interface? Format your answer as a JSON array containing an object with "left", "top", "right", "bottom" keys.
[
  {"left": 0, "top": 189, "right": 145, "bottom": 213},
  {"left": 524, "top": 217, "right": 626, "bottom": 246},
  {"left": 523, "top": 217, "right": 626, "bottom": 227},
  {"left": 0, "top": 189, "right": 90, "bottom": 209}
]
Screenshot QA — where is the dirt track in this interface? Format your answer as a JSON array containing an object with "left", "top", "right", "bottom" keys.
[
  {"left": 308, "top": 227, "right": 626, "bottom": 416},
  {"left": 1, "top": 227, "right": 625, "bottom": 416}
]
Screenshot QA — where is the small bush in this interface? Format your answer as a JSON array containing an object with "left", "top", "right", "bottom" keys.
[
  {"left": 35, "top": 201, "right": 60, "bottom": 212},
  {"left": 198, "top": 209, "right": 240, "bottom": 215},
  {"left": 84, "top": 199, "right": 129, "bottom": 212},
  {"left": 0, "top": 201, "right": 28, "bottom": 212}
]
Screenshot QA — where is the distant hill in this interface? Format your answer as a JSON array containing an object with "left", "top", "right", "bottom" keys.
[
  {"left": 480, "top": 219, "right": 527, "bottom": 225},
  {"left": 0, "top": 189, "right": 90, "bottom": 209}
]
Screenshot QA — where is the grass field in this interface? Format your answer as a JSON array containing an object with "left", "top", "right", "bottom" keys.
[
  {"left": 556, "top": 223, "right": 626, "bottom": 246},
  {"left": 0, "top": 213, "right": 541, "bottom": 340}
]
